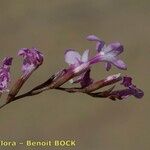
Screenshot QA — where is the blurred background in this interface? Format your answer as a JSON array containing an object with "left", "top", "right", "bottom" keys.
[{"left": 0, "top": 0, "right": 149, "bottom": 150}]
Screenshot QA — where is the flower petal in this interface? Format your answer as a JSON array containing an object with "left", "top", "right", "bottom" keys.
[
  {"left": 111, "top": 86, "right": 144, "bottom": 100},
  {"left": 112, "top": 59, "right": 127, "bottom": 70},
  {"left": 69, "top": 69, "right": 93, "bottom": 87},
  {"left": 80, "top": 69, "right": 93, "bottom": 87},
  {"left": 104, "top": 42, "right": 123, "bottom": 55},
  {"left": 105, "top": 62, "right": 111, "bottom": 71},
  {"left": 2, "top": 57, "right": 13, "bottom": 67},
  {"left": 81, "top": 49, "right": 89, "bottom": 62},
  {"left": 121, "top": 76, "right": 132, "bottom": 87},
  {"left": 87, "top": 35, "right": 105, "bottom": 52},
  {"left": 65, "top": 49, "right": 81, "bottom": 65},
  {"left": 96, "top": 42, "right": 105, "bottom": 52},
  {"left": 129, "top": 85, "right": 144, "bottom": 98},
  {"left": 86, "top": 35, "right": 101, "bottom": 41}
]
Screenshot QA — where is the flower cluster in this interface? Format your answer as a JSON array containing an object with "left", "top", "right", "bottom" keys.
[
  {"left": 0, "top": 48, "right": 43, "bottom": 95},
  {"left": 18, "top": 48, "right": 43, "bottom": 76},
  {"left": 0, "top": 35, "right": 144, "bottom": 108},
  {"left": 64, "top": 35, "right": 143, "bottom": 100}
]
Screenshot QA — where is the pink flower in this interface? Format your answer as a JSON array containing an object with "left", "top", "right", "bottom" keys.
[
  {"left": 87, "top": 35, "right": 127, "bottom": 71},
  {"left": 110, "top": 76, "right": 144, "bottom": 100},
  {"left": 18, "top": 48, "right": 43, "bottom": 75},
  {"left": 65, "top": 49, "right": 93, "bottom": 87},
  {"left": 0, "top": 57, "right": 13, "bottom": 93}
]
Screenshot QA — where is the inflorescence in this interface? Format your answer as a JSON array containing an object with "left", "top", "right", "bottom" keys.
[{"left": 0, "top": 35, "right": 144, "bottom": 109}]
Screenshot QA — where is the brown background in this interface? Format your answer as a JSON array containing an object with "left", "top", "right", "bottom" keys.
[{"left": 0, "top": 0, "right": 149, "bottom": 150}]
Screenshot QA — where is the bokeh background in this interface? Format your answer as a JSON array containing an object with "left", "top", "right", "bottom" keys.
[{"left": 0, "top": 0, "right": 149, "bottom": 150}]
